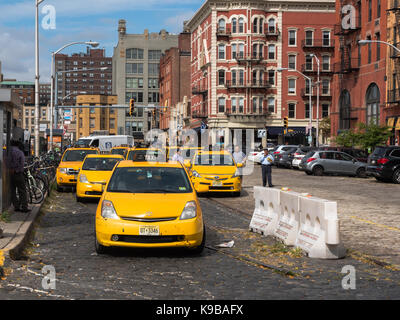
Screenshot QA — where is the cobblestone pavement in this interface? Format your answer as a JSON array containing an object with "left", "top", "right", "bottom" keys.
[
  {"left": 0, "top": 189, "right": 399, "bottom": 299},
  {"left": 209, "top": 163, "right": 400, "bottom": 268}
]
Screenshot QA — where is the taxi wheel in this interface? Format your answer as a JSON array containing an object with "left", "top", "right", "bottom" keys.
[
  {"left": 56, "top": 184, "right": 64, "bottom": 192},
  {"left": 95, "top": 236, "right": 108, "bottom": 254},
  {"left": 76, "top": 195, "right": 86, "bottom": 203},
  {"left": 188, "top": 226, "right": 206, "bottom": 255},
  {"left": 232, "top": 191, "right": 241, "bottom": 197}
]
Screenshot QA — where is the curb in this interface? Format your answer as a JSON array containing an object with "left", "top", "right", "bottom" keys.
[{"left": 0, "top": 189, "right": 49, "bottom": 277}]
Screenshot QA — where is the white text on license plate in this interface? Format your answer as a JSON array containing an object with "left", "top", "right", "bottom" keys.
[{"left": 139, "top": 226, "right": 160, "bottom": 236}]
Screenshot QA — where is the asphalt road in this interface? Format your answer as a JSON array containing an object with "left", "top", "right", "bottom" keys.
[{"left": 0, "top": 189, "right": 399, "bottom": 300}]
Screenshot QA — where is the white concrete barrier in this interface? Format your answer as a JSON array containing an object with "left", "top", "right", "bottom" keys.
[
  {"left": 274, "top": 190, "right": 301, "bottom": 246},
  {"left": 295, "top": 196, "right": 346, "bottom": 259},
  {"left": 249, "top": 187, "right": 280, "bottom": 236}
]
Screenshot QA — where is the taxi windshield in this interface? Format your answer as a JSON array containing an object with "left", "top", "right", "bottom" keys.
[
  {"left": 194, "top": 154, "right": 234, "bottom": 166},
  {"left": 127, "top": 149, "right": 165, "bottom": 162},
  {"left": 82, "top": 158, "right": 121, "bottom": 171},
  {"left": 62, "top": 150, "right": 98, "bottom": 162},
  {"left": 107, "top": 167, "right": 192, "bottom": 193},
  {"left": 169, "top": 148, "right": 198, "bottom": 160}
]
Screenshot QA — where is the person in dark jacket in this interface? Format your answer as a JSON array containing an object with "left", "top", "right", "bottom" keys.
[{"left": 8, "top": 140, "right": 30, "bottom": 212}]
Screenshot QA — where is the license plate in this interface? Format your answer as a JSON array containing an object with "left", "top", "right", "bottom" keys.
[
  {"left": 212, "top": 180, "right": 223, "bottom": 186},
  {"left": 139, "top": 226, "right": 160, "bottom": 236}
]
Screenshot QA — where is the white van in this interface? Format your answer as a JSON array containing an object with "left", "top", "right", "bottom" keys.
[{"left": 77, "top": 135, "right": 134, "bottom": 152}]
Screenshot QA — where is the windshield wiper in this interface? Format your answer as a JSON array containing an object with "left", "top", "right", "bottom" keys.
[
  {"left": 142, "top": 189, "right": 175, "bottom": 193},
  {"left": 108, "top": 189, "right": 135, "bottom": 193}
]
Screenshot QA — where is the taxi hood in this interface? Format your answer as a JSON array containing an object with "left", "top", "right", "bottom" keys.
[
  {"left": 104, "top": 193, "right": 196, "bottom": 218},
  {"left": 58, "top": 161, "right": 82, "bottom": 169},
  {"left": 81, "top": 170, "right": 113, "bottom": 183},
  {"left": 192, "top": 165, "right": 236, "bottom": 176}
]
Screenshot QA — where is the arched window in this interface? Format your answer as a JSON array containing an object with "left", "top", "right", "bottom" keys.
[
  {"left": 218, "top": 70, "right": 225, "bottom": 86},
  {"left": 259, "top": 18, "right": 264, "bottom": 34},
  {"left": 218, "top": 19, "right": 226, "bottom": 32},
  {"left": 232, "top": 18, "right": 237, "bottom": 33},
  {"left": 238, "top": 17, "right": 244, "bottom": 33},
  {"left": 268, "top": 18, "right": 276, "bottom": 34},
  {"left": 253, "top": 18, "right": 258, "bottom": 33},
  {"left": 366, "top": 83, "right": 380, "bottom": 125},
  {"left": 339, "top": 90, "right": 351, "bottom": 130},
  {"left": 218, "top": 43, "right": 226, "bottom": 60}
]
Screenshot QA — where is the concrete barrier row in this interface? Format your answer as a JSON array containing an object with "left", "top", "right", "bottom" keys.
[{"left": 249, "top": 186, "right": 346, "bottom": 259}]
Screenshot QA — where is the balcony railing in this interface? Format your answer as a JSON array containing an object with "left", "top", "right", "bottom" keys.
[
  {"left": 333, "top": 58, "right": 360, "bottom": 74},
  {"left": 192, "top": 84, "right": 208, "bottom": 95},
  {"left": 225, "top": 80, "right": 272, "bottom": 89},
  {"left": 235, "top": 53, "right": 264, "bottom": 62},
  {"left": 300, "top": 88, "right": 332, "bottom": 99},
  {"left": 217, "top": 27, "right": 231, "bottom": 37},
  {"left": 387, "top": 89, "right": 400, "bottom": 103},
  {"left": 265, "top": 27, "right": 280, "bottom": 37},
  {"left": 301, "top": 39, "right": 335, "bottom": 49},
  {"left": 388, "top": 0, "right": 400, "bottom": 11},
  {"left": 191, "top": 107, "right": 208, "bottom": 118},
  {"left": 301, "top": 64, "right": 333, "bottom": 74}
]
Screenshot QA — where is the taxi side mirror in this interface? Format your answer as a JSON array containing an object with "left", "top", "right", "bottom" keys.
[
  {"left": 93, "top": 184, "right": 104, "bottom": 193},
  {"left": 236, "top": 163, "right": 244, "bottom": 168},
  {"left": 184, "top": 160, "right": 191, "bottom": 168}
]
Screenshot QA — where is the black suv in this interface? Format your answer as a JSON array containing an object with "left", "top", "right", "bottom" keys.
[{"left": 367, "top": 146, "right": 400, "bottom": 183}]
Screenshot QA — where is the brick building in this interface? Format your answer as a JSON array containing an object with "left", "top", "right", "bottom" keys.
[
  {"left": 186, "top": 0, "right": 336, "bottom": 145},
  {"left": 331, "top": 0, "right": 388, "bottom": 139},
  {"left": 75, "top": 94, "right": 118, "bottom": 138},
  {"left": 159, "top": 30, "right": 192, "bottom": 131}
]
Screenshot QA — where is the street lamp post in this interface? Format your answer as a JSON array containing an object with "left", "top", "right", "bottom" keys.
[
  {"left": 49, "top": 41, "right": 99, "bottom": 151},
  {"left": 35, "top": 0, "right": 45, "bottom": 156},
  {"left": 359, "top": 39, "right": 400, "bottom": 54},
  {"left": 311, "top": 54, "right": 320, "bottom": 147},
  {"left": 277, "top": 67, "right": 313, "bottom": 146}
]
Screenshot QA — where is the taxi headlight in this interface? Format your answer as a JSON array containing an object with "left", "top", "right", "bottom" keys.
[
  {"left": 232, "top": 169, "right": 240, "bottom": 178},
  {"left": 180, "top": 201, "right": 197, "bottom": 220},
  {"left": 101, "top": 200, "right": 119, "bottom": 220},
  {"left": 79, "top": 174, "right": 89, "bottom": 183},
  {"left": 59, "top": 168, "right": 67, "bottom": 174},
  {"left": 192, "top": 170, "right": 201, "bottom": 178}
]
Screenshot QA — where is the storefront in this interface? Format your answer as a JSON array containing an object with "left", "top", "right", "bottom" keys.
[
  {"left": 266, "top": 126, "right": 315, "bottom": 145},
  {"left": 387, "top": 117, "right": 400, "bottom": 146}
]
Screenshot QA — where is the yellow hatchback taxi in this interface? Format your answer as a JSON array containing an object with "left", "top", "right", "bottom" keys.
[
  {"left": 95, "top": 161, "right": 205, "bottom": 254},
  {"left": 187, "top": 150, "right": 243, "bottom": 196},
  {"left": 76, "top": 154, "right": 124, "bottom": 202},
  {"left": 56, "top": 148, "right": 99, "bottom": 191}
]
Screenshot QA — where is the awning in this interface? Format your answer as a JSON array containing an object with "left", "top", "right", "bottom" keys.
[
  {"left": 267, "top": 126, "right": 314, "bottom": 136},
  {"left": 396, "top": 118, "right": 400, "bottom": 130},
  {"left": 190, "top": 119, "right": 202, "bottom": 129},
  {"left": 387, "top": 117, "right": 396, "bottom": 130}
]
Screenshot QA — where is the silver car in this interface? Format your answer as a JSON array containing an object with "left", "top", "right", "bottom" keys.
[{"left": 299, "top": 150, "right": 367, "bottom": 177}]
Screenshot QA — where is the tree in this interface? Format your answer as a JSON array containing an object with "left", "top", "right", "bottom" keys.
[{"left": 319, "top": 117, "right": 331, "bottom": 144}]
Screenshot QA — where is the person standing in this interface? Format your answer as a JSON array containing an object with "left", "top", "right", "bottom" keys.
[
  {"left": 172, "top": 148, "right": 184, "bottom": 163},
  {"left": 260, "top": 148, "right": 274, "bottom": 188},
  {"left": 232, "top": 145, "right": 246, "bottom": 181},
  {"left": 8, "top": 140, "right": 30, "bottom": 212}
]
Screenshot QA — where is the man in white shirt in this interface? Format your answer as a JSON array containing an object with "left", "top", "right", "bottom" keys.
[
  {"left": 172, "top": 148, "right": 184, "bottom": 163},
  {"left": 260, "top": 148, "right": 274, "bottom": 187}
]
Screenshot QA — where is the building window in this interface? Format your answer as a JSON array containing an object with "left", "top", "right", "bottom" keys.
[
  {"left": 339, "top": 90, "right": 351, "bottom": 130},
  {"left": 288, "top": 103, "right": 296, "bottom": 118},
  {"left": 148, "top": 78, "right": 159, "bottom": 89},
  {"left": 305, "top": 30, "right": 313, "bottom": 46},
  {"left": 238, "top": 18, "right": 244, "bottom": 33},
  {"left": 322, "top": 79, "right": 330, "bottom": 95},
  {"left": 252, "top": 97, "right": 258, "bottom": 113},
  {"left": 322, "top": 56, "right": 330, "bottom": 71},
  {"left": 367, "top": 35, "right": 372, "bottom": 64},
  {"left": 218, "top": 70, "right": 225, "bottom": 86},
  {"left": 218, "top": 97, "right": 226, "bottom": 113},
  {"left": 288, "top": 54, "right": 296, "bottom": 69},
  {"left": 239, "top": 97, "right": 244, "bottom": 113},
  {"left": 268, "top": 70, "right": 275, "bottom": 86},
  {"left": 218, "top": 44, "right": 226, "bottom": 60},
  {"left": 259, "top": 18, "right": 264, "bottom": 34},
  {"left": 322, "top": 31, "right": 331, "bottom": 46},
  {"left": 305, "top": 54, "right": 313, "bottom": 71},
  {"left": 218, "top": 18, "right": 226, "bottom": 32},
  {"left": 305, "top": 103, "right": 310, "bottom": 119},
  {"left": 148, "top": 63, "right": 159, "bottom": 75},
  {"left": 232, "top": 18, "right": 237, "bottom": 33},
  {"left": 268, "top": 18, "right": 276, "bottom": 34},
  {"left": 231, "top": 44, "right": 237, "bottom": 59},
  {"left": 288, "top": 79, "right": 296, "bottom": 94},
  {"left": 376, "top": 33, "right": 381, "bottom": 61},
  {"left": 288, "top": 30, "right": 297, "bottom": 46},
  {"left": 148, "top": 92, "right": 159, "bottom": 103},
  {"left": 126, "top": 63, "right": 143, "bottom": 74},
  {"left": 322, "top": 104, "right": 329, "bottom": 118},
  {"left": 253, "top": 18, "right": 258, "bottom": 34},
  {"left": 267, "top": 97, "right": 275, "bottom": 113},
  {"left": 126, "top": 92, "right": 144, "bottom": 103},
  {"left": 231, "top": 97, "right": 237, "bottom": 113},
  {"left": 126, "top": 48, "right": 144, "bottom": 59},
  {"left": 268, "top": 44, "right": 276, "bottom": 60},
  {"left": 368, "top": 0, "right": 372, "bottom": 22},
  {"left": 126, "top": 78, "right": 143, "bottom": 89},
  {"left": 366, "top": 83, "right": 380, "bottom": 125},
  {"left": 148, "top": 50, "right": 162, "bottom": 60}
]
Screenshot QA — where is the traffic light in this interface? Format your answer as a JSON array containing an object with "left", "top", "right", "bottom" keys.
[
  {"left": 284, "top": 116, "right": 289, "bottom": 128},
  {"left": 129, "top": 99, "right": 135, "bottom": 116}
]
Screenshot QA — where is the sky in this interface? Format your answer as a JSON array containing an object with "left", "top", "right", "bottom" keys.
[{"left": 0, "top": 0, "right": 203, "bottom": 82}]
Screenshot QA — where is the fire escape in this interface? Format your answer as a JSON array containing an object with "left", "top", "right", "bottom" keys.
[{"left": 387, "top": 1, "right": 400, "bottom": 106}]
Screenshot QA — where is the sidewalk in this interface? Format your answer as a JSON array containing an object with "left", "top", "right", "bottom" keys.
[{"left": 0, "top": 202, "right": 44, "bottom": 277}]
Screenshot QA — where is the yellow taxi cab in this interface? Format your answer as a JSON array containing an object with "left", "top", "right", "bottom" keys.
[
  {"left": 76, "top": 154, "right": 124, "bottom": 202},
  {"left": 126, "top": 147, "right": 166, "bottom": 162},
  {"left": 94, "top": 161, "right": 205, "bottom": 254},
  {"left": 56, "top": 147, "right": 99, "bottom": 191},
  {"left": 110, "top": 146, "right": 129, "bottom": 159},
  {"left": 185, "top": 150, "right": 243, "bottom": 196}
]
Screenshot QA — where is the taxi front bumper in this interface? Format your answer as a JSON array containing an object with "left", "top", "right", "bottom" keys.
[
  {"left": 192, "top": 176, "right": 242, "bottom": 193},
  {"left": 76, "top": 181, "right": 105, "bottom": 198}
]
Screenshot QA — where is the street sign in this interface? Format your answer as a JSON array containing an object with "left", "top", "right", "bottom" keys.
[{"left": 258, "top": 129, "right": 266, "bottom": 138}]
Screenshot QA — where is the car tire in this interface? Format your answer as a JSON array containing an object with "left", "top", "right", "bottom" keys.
[
  {"left": 95, "top": 236, "right": 108, "bottom": 255},
  {"left": 76, "top": 196, "right": 86, "bottom": 203},
  {"left": 356, "top": 167, "right": 367, "bottom": 178},
  {"left": 305, "top": 171, "right": 313, "bottom": 175},
  {"left": 313, "top": 166, "right": 324, "bottom": 176},
  {"left": 56, "top": 184, "right": 63, "bottom": 192},
  {"left": 392, "top": 169, "right": 400, "bottom": 184},
  {"left": 188, "top": 226, "right": 206, "bottom": 255},
  {"left": 232, "top": 191, "right": 241, "bottom": 197}
]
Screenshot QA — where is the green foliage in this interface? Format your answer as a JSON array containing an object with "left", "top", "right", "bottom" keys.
[{"left": 335, "top": 122, "right": 391, "bottom": 151}]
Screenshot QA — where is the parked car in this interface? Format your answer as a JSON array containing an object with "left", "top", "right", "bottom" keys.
[
  {"left": 317, "top": 147, "right": 368, "bottom": 163},
  {"left": 299, "top": 150, "right": 367, "bottom": 177},
  {"left": 366, "top": 146, "right": 400, "bottom": 183},
  {"left": 291, "top": 147, "right": 319, "bottom": 169},
  {"left": 247, "top": 150, "right": 264, "bottom": 164},
  {"left": 274, "top": 147, "right": 298, "bottom": 168}
]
